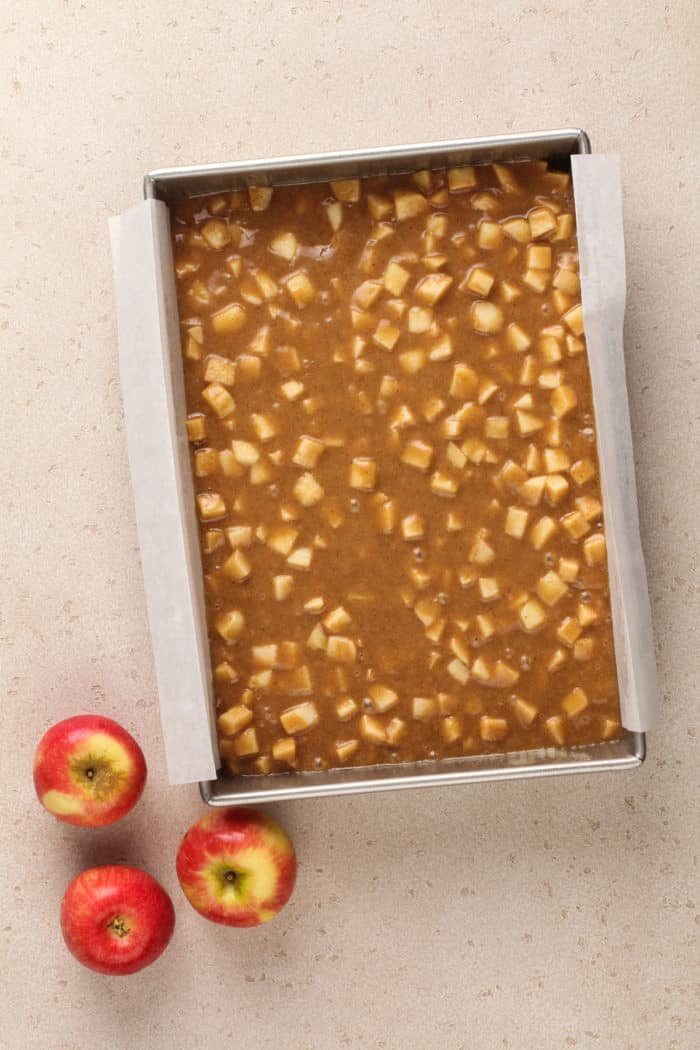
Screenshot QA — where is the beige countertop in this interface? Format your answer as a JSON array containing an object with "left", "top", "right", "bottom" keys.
[{"left": 2, "top": 3, "right": 698, "bottom": 1048}]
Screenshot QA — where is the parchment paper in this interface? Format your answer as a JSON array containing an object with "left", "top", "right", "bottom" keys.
[
  {"left": 110, "top": 155, "right": 658, "bottom": 784},
  {"left": 109, "top": 201, "right": 218, "bottom": 784},
  {"left": 571, "top": 155, "right": 659, "bottom": 731}
]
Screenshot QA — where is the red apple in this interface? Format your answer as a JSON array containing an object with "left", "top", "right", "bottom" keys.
[
  {"left": 33, "top": 714, "right": 147, "bottom": 827},
  {"left": 60, "top": 865, "right": 175, "bottom": 975},
  {"left": 176, "top": 807, "right": 296, "bottom": 927}
]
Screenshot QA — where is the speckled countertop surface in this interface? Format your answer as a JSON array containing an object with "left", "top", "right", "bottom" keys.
[{"left": 1, "top": 3, "right": 698, "bottom": 1048}]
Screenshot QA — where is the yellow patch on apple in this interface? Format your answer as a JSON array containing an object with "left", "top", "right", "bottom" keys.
[{"left": 42, "top": 790, "right": 85, "bottom": 817}]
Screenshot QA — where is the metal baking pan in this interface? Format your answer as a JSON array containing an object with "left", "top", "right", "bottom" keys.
[{"left": 145, "top": 128, "right": 646, "bottom": 805}]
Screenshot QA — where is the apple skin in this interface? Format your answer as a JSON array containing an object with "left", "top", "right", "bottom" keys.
[
  {"left": 33, "top": 714, "right": 147, "bottom": 827},
  {"left": 176, "top": 807, "right": 297, "bottom": 927},
  {"left": 60, "top": 865, "right": 175, "bottom": 975}
]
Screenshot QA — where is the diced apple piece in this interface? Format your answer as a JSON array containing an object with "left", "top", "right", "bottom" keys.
[
  {"left": 281, "top": 537, "right": 312, "bottom": 568},
  {"left": 462, "top": 266, "right": 495, "bottom": 297},
  {"left": 528, "top": 207, "right": 557, "bottom": 239},
  {"left": 401, "top": 440, "right": 434, "bottom": 472},
  {"left": 400, "top": 513, "right": 425, "bottom": 541},
  {"left": 377, "top": 498, "right": 398, "bottom": 535},
  {"left": 291, "top": 435, "right": 325, "bottom": 470},
  {"left": 384, "top": 261, "right": 411, "bottom": 295},
  {"left": 248, "top": 186, "right": 273, "bottom": 211},
  {"left": 204, "top": 355, "right": 236, "bottom": 387},
  {"left": 359, "top": 714, "right": 388, "bottom": 745},
  {"left": 348, "top": 457, "right": 376, "bottom": 492},
  {"left": 251, "top": 644, "right": 278, "bottom": 668},
  {"left": 582, "top": 532, "right": 607, "bottom": 566},
  {"left": 201, "top": 220, "right": 231, "bottom": 250},
  {"left": 529, "top": 515, "right": 557, "bottom": 550},
  {"left": 266, "top": 526, "right": 298, "bottom": 557},
  {"left": 285, "top": 271, "right": 316, "bottom": 308},
  {"left": 552, "top": 267, "right": 580, "bottom": 295},
  {"left": 272, "top": 737, "right": 297, "bottom": 766},
  {"left": 562, "top": 303, "right": 584, "bottom": 336},
  {"left": 270, "top": 232, "right": 298, "bottom": 261},
  {"left": 373, "top": 318, "right": 401, "bottom": 351},
  {"left": 518, "top": 599, "right": 547, "bottom": 632},
  {"left": 272, "top": 575, "right": 294, "bottom": 602},
  {"left": 330, "top": 178, "right": 360, "bottom": 203},
  {"left": 512, "top": 697, "right": 539, "bottom": 727},
  {"left": 368, "top": 684, "right": 399, "bottom": 714},
  {"left": 194, "top": 450, "right": 219, "bottom": 477},
  {"left": 406, "top": 306, "right": 433, "bottom": 333},
  {"left": 399, "top": 349, "right": 427, "bottom": 374},
  {"left": 573, "top": 637, "right": 595, "bottom": 662},
  {"left": 368, "top": 193, "right": 393, "bottom": 220},
  {"left": 557, "top": 616, "right": 582, "bottom": 647},
  {"left": 186, "top": 415, "right": 207, "bottom": 442},
  {"left": 386, "top": 718, "right": 407, "bottom": 746},
  {"left": 430, "top": 471, "right": 459, "bottom": 498},
  {"left": 600, "top": 717, "right": 621, "bottom": 741},
  {"left": 306, "top": 623, "right": 327, "bottom": 651},
  {"left": 562, "top": 687, "right": 589, "bottom": 719},
  {"left": 577, "top": 601, "right": 599, "bottom": 628},
  {"left": 477, "top": 577, "right": 500, "bottom": 602},
  {"left": 412, "top": 696, "right": 437, "bottom": 721},
  {"left": 230, "top": 439, "right": 259, "bottom": 466},
  {"left": 322, "top": 606, "right": 351, "bottom": 634},
  {"left": 542, "top": 448, "right": 570, "bottom": 474},
  {"left": 575, "top": 495, "right": 603, "bottom": 521},
  {"left": 502, "top": 217, "right": 530, "bottom": 243},
  {"left": 390, "top": 404, "right": 416, "bottom": 429},
  {"left": 526, "top": 244, "right": 552, "bottom": 270},
  {"left": 335, "top": 697, "right": 358, "bottom": 722},
  {"left": 535, "top": 570, "right": 568, "bottom": 607},
  {"left": 202, "top": 530, "right": 224, "bottom": 554},
  {"left": 196, "top": 493, "right": 226, "bottom": 521},
  {"left": 480, "top": 716, "right": 508, "bottom": 742},
  {"left": 438, "top": 715, "right": 460, "bottom": 745},
  {"left": 221, "top": 548, "right": 252, "bottom": 582},
  {"left": 552, "top": 212, "right": 574, "bottom": 240},
  {"left": 211, "top": 302, "right": 246, "bottom": 334},
  {"left": 213, "top": 661, "right": 238, "bottom": 686},
  {"left": 217, "top": 705, "right": 253, "bottom": 737},
  {"left": 280, "top": 701, "right": 320, "bottom": 735},
  {"left": 293, "top": 472, "right": 324, "bottom": 507},
  {"left": 430, "top": 333, "right": 454, "bottom": 360},
  {"left": 233, "top": 727, "right": 259, "bottom": 757},
  {"left": 446, "top": 658, "right": 470, "bottom": 685},
  {"left": 326, "top": 636, "right": 357, "bottom": 664},
  {"left": 415, "top": 273, "right": 453, "bottom": 305},
  {"left": 447, "top": 166, "right": 477, "bottom": 192},
  {"left": 550, "top": 384, "right": 578, "bottom": 419},
  {"left": 469, "top": 535, "right": 495, "bottom": 565},
  {"left": 477, "top": 221, "right": 503, "bottom": 250},
  {"left": 504, "top": 506, "right": 529, "bottom": 539},
  {"left": 561, "top": 510, "right": 590, "bottom": 540},
  {"left": 544, "top": 716, "right": 565, "bottom": 746},
  {"left": 250, "top": 412, "right": 277, "bottom": 443},
  {"left": 352, "top": 279, "right": 382, "bottom": 310},
  {"left": 472, "top": 300, "right": 504, "bottom": 334},
  {"left": 202, "top": 383, "right": 235, "bottom": 419},
  {"left": 449, "top": 363, "right": 479, "bottom": 399},
  {"left": 323, "top": 200, "right": 343, "bottom": 232},
  {"left": 507, "top": 323, "right": 532, "bottom": 353},
  {"left": 547, "top": 648, "right": 568, "bottom": 672},
  {"left": 335, "top": 739, "right": 359, "bottom": 764},
  {"left": 570, "top": 458, "right": 596, "bottom": 486},
  {"left": 216, "top": 609, "right": 245, "bottom": 643},
  {"left": 394, "top": 189, "right": 429, "bottom": 220}
]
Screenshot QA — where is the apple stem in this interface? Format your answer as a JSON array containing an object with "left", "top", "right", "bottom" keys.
[
  {"left": 85, "top": 769, "right": 95, "bottom": 779},
  {"left": 107, "top": 916, "right": 131, "bottom": 938},
  {"left": 225, "top": 870, "right": 236, "bottom": 884}
]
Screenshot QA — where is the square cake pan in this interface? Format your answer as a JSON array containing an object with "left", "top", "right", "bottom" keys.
[{"left": 145, "top": 128, "right": 646, "bottom": 805}]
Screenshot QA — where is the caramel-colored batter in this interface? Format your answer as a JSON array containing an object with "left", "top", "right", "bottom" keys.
[{"left": 171, "top": 160, "right": 621, "bottom": 776}]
